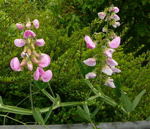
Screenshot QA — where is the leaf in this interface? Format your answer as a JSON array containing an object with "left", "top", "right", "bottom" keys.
[
  {"left": 121, "top": 92, "right": 133, "bottom": 112},
  {"left": 77, "top": 106, "right": 91, "bottom": 122},
  {"left": 91, "top": 107, "right": 99, "bottom": 119},
  {"left": 132, "top": 89, "right": 146, "bottom": 111},
  {"left": 0, "top": 96, "right": 3, "bottom": 105},
  {"left": 44, "top": 107, "right": 52, "bottom": 123},
  {"left": 33, "top": 108, "right": 45, "bottom": 125}
]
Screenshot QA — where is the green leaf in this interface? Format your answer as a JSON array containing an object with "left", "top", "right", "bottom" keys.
[
  {"left": 44, "top": 106, "right": 52, "bottom": 123},
  {"left": 121, "top": 92, "right": 133, "bottom": 112},
  {"left": 132, "top": 89, "right": 146, "bottom": 111},
  {"left": 0, "top": 96, "right": 3, "bottom": 105},
  {"left": 33, "top": 108, "right": 45, "bottom": 125},
  {"left": 77, "top": 106, "right": 91, "bottom": 122}
]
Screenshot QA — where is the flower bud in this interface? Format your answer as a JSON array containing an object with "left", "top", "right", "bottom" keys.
[
  {"left": 102, "top": 65, "right": 113, "bottom": 76},
  {"left": 35, "top": 39, "right": 45, "bottom": 47},
  {"left": 109, "top": 36, "right": 121, "bottom": 49},
  {"left": 27, "top": 61, "right": 33, "bottom": 71},
  {"left": 110, "top": 7, "right": 119, "bottom": 13},
  {"left": 98, "top": 12, "right": 106, "bottom": 19},
  {"left": 85, "top": 72, "right": 96, "bottom": 79},
  {"left": 16, "top": 23, "right": 24, "bottom": 30},
  {"left": 10, "top": 57, "right": 21, "bottom": 71},
  {"left": 83, "top": 58, "right": 96, "bottom": 66},
  {"left": 20, "top": 58, "right": 27, "bottom": 67},
  {"left": 33, "top": 19, "right": 39, "bottom": 29},
  {"left": 84, "top": 35, "right": 96, "bottom": 49},
  {"left": 23, "top": 30, "right": 36, "bottom": 39},
  {"left": 112, "top": 22, "right": 120, "bottom": 28},
  {"left": 106, "top": 58, "right": 118, "bottom": 67},
  {"left": 105, "top": 78, "right": 116, "bottom": 88},
  {"left": 26, "top": 22, "right": 31, "bottom": 28},
  {"left": 14, "top": 39, "right": 25, "bottom": 47}
]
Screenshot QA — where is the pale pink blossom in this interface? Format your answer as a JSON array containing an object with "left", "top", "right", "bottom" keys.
[
  {"left": 98, "top": 12, "right": 106, "bottom": 19},
  {"left": 104, "top": 78, "right": 116, "bottom": 88},
  {"left": 109, "top": 37, "right": 121, "bottom": 49},
  {"left": 110, "top": 7, "right": 119, "bottom": 13},
  {"left": 10, "top": 57, "right": 21, "bottom": 71},
  {"left": 102, "top": 65, "right": 113, "bottom": 76},
  {"left": 36, "top": 39, "right": 45, "bottom": 46},
  {"left": 104, "top": 48, "right": 115, "bottom": 58},
  {"left": 85, "top": 72, "right": 96, "bottom": 79},
  {"left": 111, "top": 14, "right": 120, "bottom": 21},
  {"left": 84, "top": 35, "right": 96, "bottom": 49},
  {"left": 38, "top": 53, "right": 50, "bottom": 68},
  {"left": 34, "top": 67, "right": 52, "bottom": 82},
  {"left": 83, "top": 58, "right": 96, "bottom": 66},
  {"left": 26, "top": 22, "right": 31, "bottom": 28},
  {"left": 112, "top": 22, "right": 120, "bottom": 28},
  {"left": 16, "top": 23, "right": 24, "bottom": 30},
  {"left": 111, "top": 66, "right": 121, "bottom": 73},
  {"left": 27, "top": 62, "right": 33, "bottom": 71},
  {"left": 33, "top": 19, "right": 39, "bottom": 29},
  {"left": 23, "top": 30, "right": 36, "bottom": 39},
  {"left": 106, "top": 58, "right": 118, "bottom": 66},
  {"left": 14, "top": 39, "right": 25, "bottom": 47}
]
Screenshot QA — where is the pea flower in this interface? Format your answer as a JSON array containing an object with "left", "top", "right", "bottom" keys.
[
  {"left": 36, "top": 39, "right": 45, "bottom": 46},
  {"left": 84, "top": 35, "right": 96, "bottom": 49},
  {"left": 83, "top": 58, "right": 96, "bottom": 66},
  {"left": 23, "top": 30, "right": 36, "bottom": 39},
  {"left": 109, "top": 37, "right": 121, "bottom": 49},
  {"left": 16, "top": 23, "right": 24, "bottom": 30},
  {"left": 34, "top": 67, "right": 52, "bottom": 82},
  {"left": 98, "top": 12, "right": 106, "bottom": 19},
  {"left": 111, "top": 66, "right": 121, "bottom": 73},
  {"left": 26, "top": 22, "right": 31, "bottom": 28},
  {"left": 104, "top": 48, "right": 115, "bottom": 58},
  {"left": 85, "top": 72, "right": 96, "bottom": 79},
  {"left": 105, "top": 78, "right": 116, "bottom": 88},
  {"left": 38, "top": 53, "right": 51, "bottom": 68},
  {"left": 110, "top": 7, "right": 119, "bottom": 13},
  {"left": 33, "top": 19, "right": 39, "bottom": 29},
  {"left": 14, "top": 39, "right": 25, "bottom": 47},
  {"left": 102, "top": 65, "right": 113, "bottom": 76},
  {"left": 10, "top": 57, "right": 21, "bottom": 71},
  {"left": 111, "top": 14, "right": 120, "bottom": 21},
  {"left": 106, "top": 58, "right": 118, "bottom": 67},
  {"left": 112, "top": 22, "right": 120, "bottom": 28}
]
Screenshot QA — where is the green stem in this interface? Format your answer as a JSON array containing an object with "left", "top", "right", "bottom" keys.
[{"left": 41, "top": 89, "right": 55, "bottom": 103}]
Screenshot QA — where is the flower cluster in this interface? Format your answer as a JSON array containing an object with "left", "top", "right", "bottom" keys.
[
  {"left": 10, "top": 19, "right": 52, "bottom": 82},
  {"left": 83, "top": 6, "right": 121, "bottom": 88}
]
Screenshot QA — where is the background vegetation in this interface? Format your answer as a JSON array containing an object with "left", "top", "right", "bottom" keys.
[{"left": 0, "top": 0, "right": 149, "bottom": 125}]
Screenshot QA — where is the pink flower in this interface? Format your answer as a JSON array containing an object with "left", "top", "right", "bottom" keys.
[
  {"left": 83, "top": 58, "right": 96, "bottom": 66},
  {"left": 106, "top": 58, "right": 118, "bottom": 67},
  {"left": 16, "top": 23, "right": 24, "bottom": 30},
  {"left": 33, "top": 19, "right": 39, "bottom": 29},
  {"left": 38, "top": 53, "right": 51, "bottom": 68},
  {"left": 27, "top": 61, "right": 33, "bottom": 71},
  {"left": 110, "top": 7, "right": 119, "bottom": 13},
  {"left": 23, "top": 30, "right": 36, "bottom": 39},
  {"left": 105, "top": 78, "right": 116, "bottom": 88},
  {"left": 84, "top": 35, "right": 96, "bottom": 49},
  {"left": 102, "top": 65, "right": 113, "bottom": 76},
  {"left": 85, "top": 72, "right": 96, "bottom": 79},
  {"left": 14, "top": 39, "right": 25, "bottom": 47},
  {"left": 98, "top": 12, "right": 106, "bottom": 19},
  {"left": 111, "top": 14, "right": 120, "bottom": 21},
  {"left": 34, "top": 67, "right": 52, "bottom": 82},
  {"left": 10, "top": 57, "right": 21, "bottom": 71},
  {"left": 104, "top": 48, "right": 115, "bottom": 58},
  {"left": 26, "top": 22, "right": 31, "bottom": 28},
  {"left": 111, "top": 66, "right": 121, "bottom": 73},
  {"left": 109, "top": 37, "right": 121, "bottom": 49},
  {"left": 112, "top": 22, "right": 120, "bottom": 28},
  {"left": 35, "top": 39, "right": 45, "bottom": 47}
]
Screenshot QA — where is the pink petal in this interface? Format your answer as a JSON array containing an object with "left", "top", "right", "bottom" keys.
[
  {"left": 38, "top": 54, "right": 51, "bottom": 68},
  {"left": 111, "top": 66, "right": 121, "bottom": 73},
  {"left": 105, "top": 78, "right": 116, "bottom": 88},
  {"left": 98, "top": 12, "right": 106, "bottom": 19},
  {"left": 33, "top": 19, "right": 39, "bottom": 29},
  {"left": 112, "top": 22, "right": 120, "bottom": 28},
  {"left": 36, "top": 39, "right": 45, "bottom": 47},
  {"left": 16, "top": 23, "right": 24, "bottom": 30},
  {"left": 23, "top": 30, "right": 36, "bottom": 39},
  {"left": 27, "top": 62, "right": 33, "bottom": 71},
  {"left": 34, "top": 68, "right": 40, "bottom": 80},
  {"left": 102, "top": 65, "right": 113, "bottom": 76},
  {"left": 14, "top": 39, "right": 25, "bottom": 47},
  {"left": 41, "top": 70, "right": 53, "bottom": 82},
  {"left": 111, "top": 14, "right": 120, "bottom": 21},
  {"left": 104, "top": 48, "right": 115, "bottom": 58},
  {"left": 83, "top": 58, "right": 96, "bottom": 66},
  {"left": 10, "top": 57, "right": 21, "bottom": 71},
  {"left": 84, "top": 36, "right": 96, "bottom": 49},
  {"left": 106, "top": 58, "right": 118, "bottom": 67},
  {"left": 109, "top": 37, "right": 121, "bottom": 49},
  {"left": 85, "top": 72, "right": 96, "bottom": 79},
  {"left": 110, "top": 7, "right": 119, "bottom": 13}
]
